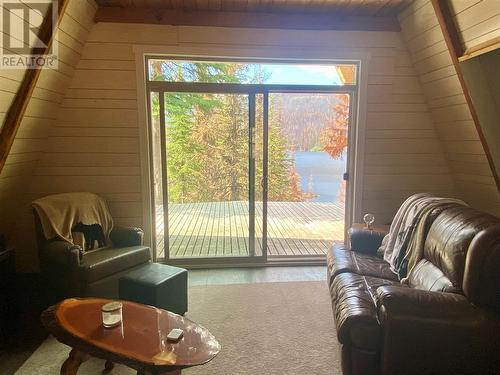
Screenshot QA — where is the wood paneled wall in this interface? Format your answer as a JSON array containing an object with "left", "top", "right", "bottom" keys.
[
  {"left": 0, "top": 0, "right": 97, "bottom": 271},
  {"left": 3, "top": 11, "right": 472, "bottom": 270},
  {"left": 398, "top": 0, "right": 500, "bottom": 216},
  {"left": 25, "top": 22, "right": 456, "bottom": 269},
  {"left": 449, "top": 0, "right": 500, "bottom": 53}
]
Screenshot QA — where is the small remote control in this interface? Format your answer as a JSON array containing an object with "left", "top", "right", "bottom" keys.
[{"left": 167, "top": 328, "right": 184, "bottom": 342}]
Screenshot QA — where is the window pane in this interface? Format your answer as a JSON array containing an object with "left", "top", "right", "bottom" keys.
[
  {"left": 267, "top": 93, "right": 349, "bottom": 255},
  {"left": 165, "top": 92, "right": 251, "bottom": 259},
  {"left": 148, "top": 59, "right": 356, "bottom": 85},
  {"left": 149, "top": 92, "right": 165, "bottom": 259}
]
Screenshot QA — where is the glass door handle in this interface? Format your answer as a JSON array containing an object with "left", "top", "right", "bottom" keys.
[
  {"left": 343, "top": 172, "right": 349, "bottom": 181},
  {"left": 261, "top": 178, "right": 267, "bottom": 191}
]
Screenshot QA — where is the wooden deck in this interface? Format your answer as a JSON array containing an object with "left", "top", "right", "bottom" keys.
[{"left": 155, "top": 201, "right": 344, "bottom": 259}]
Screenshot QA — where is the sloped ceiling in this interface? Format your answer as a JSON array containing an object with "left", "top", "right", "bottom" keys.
[
  {"left": 398, "top": 0, "right": 500, "bottom": 216},
  {"left": 0, "top": 0, "right": 97, "bottom": 271}
]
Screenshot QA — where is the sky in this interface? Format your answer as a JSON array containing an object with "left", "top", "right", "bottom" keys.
[
  {"left": 155, "top": 59, "right": 347, "bottom": 85},
  {"left": 258, "top": 63, "right": 344, "bottom": 85}
]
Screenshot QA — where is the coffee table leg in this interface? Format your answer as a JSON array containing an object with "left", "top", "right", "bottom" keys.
[
  {"left": 104, "top": 360, "right": 114, "bottom": 373},
  {"left": 137, "top": 369, "right": 181, "bottom": 375},
  {"left": 61, "top": 349, "right": 90, "bottom": 375}
]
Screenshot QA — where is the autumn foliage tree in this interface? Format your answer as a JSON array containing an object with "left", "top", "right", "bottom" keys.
[
  {"left": 149, "top": 60, "right": 351, "bottom": 204},
  {"left": 150, "top": 60, "right": 306, "bottom": 203},
  {"left": 320, "top": 93, "right": 350, "bottom": 159},
  {"left": 320, "top": 93, "right": 350, "bottom": 203}
]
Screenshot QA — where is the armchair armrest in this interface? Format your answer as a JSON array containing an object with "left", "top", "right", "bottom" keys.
[
  {"left": 376, "top": 286, "right": 500, "bottom": 374},
  {"left": 348, "top": 226, "right": 386, "bottom": 255},
  {"left": 41, "top": 240, "right": 82, "bottom": 269},
  {"left": 110, "top": 226, "right": 144, "bottom": 247}
]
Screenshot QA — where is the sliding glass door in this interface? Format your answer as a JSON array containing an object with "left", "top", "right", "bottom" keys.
[
  {"left": 146, "top": 57, "right": 358, "bottom": 265},
  {"left": 150, "top": 90, "right": 266, "bottom": 263},
  {"left": 266, "top": 92, "right": 351, "bottom": 257}
]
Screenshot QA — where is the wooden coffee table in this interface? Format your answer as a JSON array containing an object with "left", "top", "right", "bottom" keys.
[{"left": 41, "top": 298, "right": 220, "bottom": 375}]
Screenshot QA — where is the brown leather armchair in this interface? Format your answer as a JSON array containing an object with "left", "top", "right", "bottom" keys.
[
  {"left": 327, "top": 205, "right": 500, "bottom": 375},
  {"left": 34, "top": 210, "right": 151, "bottom": 304}
]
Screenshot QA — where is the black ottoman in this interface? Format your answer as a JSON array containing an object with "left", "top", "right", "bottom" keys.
[{"left": 119, "top": 263, "right": 188, "bottom": 315}]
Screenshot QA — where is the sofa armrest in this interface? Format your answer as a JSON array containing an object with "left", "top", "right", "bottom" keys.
[
  {"left": 376, "top": 286, "right": 500, "bottom": 374},
  {"left": 348, "top": 227, "right": 386, "bottom": 255},
  {"left": 376, "top": 285, "right": 478, "bottom": 322},
  {"left": 41, "top": 241, "right": 82, "bottom": 269},
  {"left": 110, "top": 226, "right": 144, "bottom": 247}
]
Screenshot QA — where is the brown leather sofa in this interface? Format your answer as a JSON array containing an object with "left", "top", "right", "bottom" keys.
[
  {"left": 327, "top": 204, "right": 500, "bottom": 375},
  {"left": 34, "top": 211, "right": 151, "bottom": 304}
]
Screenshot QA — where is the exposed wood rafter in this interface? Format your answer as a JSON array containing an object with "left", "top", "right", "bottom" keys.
[
  {"left": 431, "top": 0, "right": 500, "bottom": 192},
  {"left": 95, "top": 7, "right": 401, "bottom": 31},
  {"left": 0, "top": 0, "right": 68, "bottom": 173},
  {"left": 95, "top": 0, "right": 411, "bottom": 18},
  {"left": 459, "top": 37, "right": 500, "bottom": 62}
]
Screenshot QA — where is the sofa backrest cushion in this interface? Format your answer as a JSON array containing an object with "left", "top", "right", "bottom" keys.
[{"left": 423, "top": 206, "right": 499, "bottom": 292}]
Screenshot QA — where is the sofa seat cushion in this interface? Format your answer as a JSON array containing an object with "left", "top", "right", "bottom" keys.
[
  {"left": 79, "top": 246, "right": 151, "bottom": 283},
  {"left": 330, "top": 272, "right": 403, "bottom": 351},
  {"left": 327, "top": 244, "right": 398, "bottom": 286}
]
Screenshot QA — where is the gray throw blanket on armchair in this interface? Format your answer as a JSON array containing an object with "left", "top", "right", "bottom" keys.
[{"left": 380, "top": 194, "right": 466, "bottom": 279}]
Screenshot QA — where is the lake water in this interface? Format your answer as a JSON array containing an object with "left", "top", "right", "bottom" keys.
[{"left": 294, "top": 151, "right": 346, "bottom": 203}]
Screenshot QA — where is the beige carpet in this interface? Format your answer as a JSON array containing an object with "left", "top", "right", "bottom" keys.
[{"left": 16, "top": 281, "right": 341, "bottom": 375}]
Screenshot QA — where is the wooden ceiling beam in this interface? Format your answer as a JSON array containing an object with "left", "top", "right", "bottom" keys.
[
  {"left": 433, "top": 0, "right": 463, "bottom": 58},
  {"left": 431, "top": 0, "right": 500, "bottom": 192},
  {"left": 94, "top": 7, "right": 401, "bottom": 31},
  {"left": 0, "top": 0, "right": 68, "bottom": 173}
]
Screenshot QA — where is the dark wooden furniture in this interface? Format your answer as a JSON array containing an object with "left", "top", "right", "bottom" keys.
[
  {"left": 0, "top": 247, "right": 15, "bottom": 348},
  {"left": 347, "top": 223, "right": 389, "bottom": 255},
  {"left": 119, "top": 263, "right": 188, "bottom": 315},
  {"left": 41, "top": 298, "right": 220, "bottom": 375},
  {"left": 350, "top": 222, "right": 390, "bottom": 234}
]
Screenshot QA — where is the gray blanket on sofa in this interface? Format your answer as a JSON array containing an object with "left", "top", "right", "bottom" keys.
[{"left": 380, "top": 193, "right": 466, "bottom": 279}]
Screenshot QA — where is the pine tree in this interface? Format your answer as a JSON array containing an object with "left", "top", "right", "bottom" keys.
[{"left": 152, "top": 61, "right": 307, "bottom": 203}]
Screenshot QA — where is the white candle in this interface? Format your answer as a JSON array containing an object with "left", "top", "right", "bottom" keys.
[{"left": 102, "top": 301, "right": 122, "bottom": 328}]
